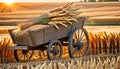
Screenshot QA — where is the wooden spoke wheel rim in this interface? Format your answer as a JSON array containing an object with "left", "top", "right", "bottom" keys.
[
  {"left": 14, "top": 50, "right": 33, "bottom": 61},
  {"left": 68, "top": 27, "right": 89, "bottom": 58},
  {"left": 47, "top": 39, "right": 62, "bottom": 61}
]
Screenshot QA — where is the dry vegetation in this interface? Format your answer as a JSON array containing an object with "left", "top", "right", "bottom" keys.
[
  {"left": 1, "top": 55, "right": 120, "bottom": 69},
  {"left": 0, "top": 38, "right": 14, "bottom": 63},
  {"left": 89, "top": 31, "right": 120, "bottom": 55},
  {"left": 0, "top": 31, "right": 120, "bottom": 65},
  {"left": 0, "top": 2, "right": 120, "bottom": 68},
  {"left": 0, "top": 26, "right": 120, "bottom": 68},
  {"left": 0, "top": 2, "right": 120, "bottom": 24}
]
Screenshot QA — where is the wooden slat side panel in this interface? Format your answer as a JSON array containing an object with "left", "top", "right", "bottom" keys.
[
  {"left": 10, "top": 29, "right": 34, "bottom": 46},
  {"left": 29, "top": 30, "right": 44, "bottom": 46},
  {"left": 44, "top": 24, "right": 71, "bottom": 43}
]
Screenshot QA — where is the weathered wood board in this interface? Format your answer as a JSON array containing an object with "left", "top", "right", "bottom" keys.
[{"left": 9, "top": 18, "right": 85, "bottom": 46}]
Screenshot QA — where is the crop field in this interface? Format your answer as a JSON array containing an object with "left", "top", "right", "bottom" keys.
[
  {"left": 0, "top": 2, "right": 120, "bottom": 24},
  {"left": 0, "top": 2, "right": 120, "bottom": 68}
]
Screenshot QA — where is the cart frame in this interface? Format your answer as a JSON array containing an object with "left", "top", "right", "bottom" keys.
[{"left": 7, "top": 17, "right": 89, "bottom": 61}]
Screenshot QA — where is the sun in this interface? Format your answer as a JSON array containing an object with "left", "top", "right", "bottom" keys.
[{"left": 3, "top": 0, "right": 14, "bottom": 5}]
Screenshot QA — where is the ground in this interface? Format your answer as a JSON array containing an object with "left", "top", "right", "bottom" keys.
[{"left": 0, "top": 2, "right": 120, "bottom": 67}]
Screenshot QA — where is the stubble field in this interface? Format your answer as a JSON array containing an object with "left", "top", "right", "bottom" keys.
[{"left": 0, "top": 2, "right": 120, "bottom": 68}]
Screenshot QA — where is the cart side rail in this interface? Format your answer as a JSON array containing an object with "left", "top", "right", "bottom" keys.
[{"left": 8, "top": 28, "right": 17, "bottom": 44}]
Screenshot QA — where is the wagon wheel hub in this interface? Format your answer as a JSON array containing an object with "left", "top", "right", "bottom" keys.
[
  {"left": 52, "top": 47, "right": 59, "bottom": 55},
  {"left": 77, "top": 41, "right": 84, "bottom": 50},
  {"left": 22, "top": 50, "right": 28, "bottom": 54}
]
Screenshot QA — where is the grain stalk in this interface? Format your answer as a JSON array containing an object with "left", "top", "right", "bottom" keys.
[{"left": 18, "top": 2, "right": 82, "bottom": 30}]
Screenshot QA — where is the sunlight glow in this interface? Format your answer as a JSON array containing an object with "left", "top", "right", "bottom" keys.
[{"left": 3, "top": 0, "right": 14, "bottom": 5}]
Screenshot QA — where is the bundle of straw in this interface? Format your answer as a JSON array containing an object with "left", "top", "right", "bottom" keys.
[{"left": 18, "top": 2, "right": 82, "bottom": 30}]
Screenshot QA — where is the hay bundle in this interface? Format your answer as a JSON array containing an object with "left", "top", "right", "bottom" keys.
[{"left": 18, "top": 2, "right": 82, "bottom": 30}]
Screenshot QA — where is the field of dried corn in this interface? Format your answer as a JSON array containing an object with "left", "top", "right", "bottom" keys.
[
  {"left": 0, "top": 2, "right": 120, "bottom": 68},
  {"left": 0, "top": 26, "right": 120, "bottom": 68}
]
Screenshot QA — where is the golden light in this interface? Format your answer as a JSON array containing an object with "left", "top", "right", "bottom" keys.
[{"left": 3, "top": 0, "right": 14, "bottom": 5}]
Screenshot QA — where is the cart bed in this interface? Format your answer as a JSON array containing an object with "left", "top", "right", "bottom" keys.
[{"left": 9, "top": 18, "right": 85, "bottom": 46}]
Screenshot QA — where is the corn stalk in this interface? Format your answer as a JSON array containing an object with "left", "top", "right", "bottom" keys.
[
  {"left": 0, "top": 55, "right": 120, "bottom": 69},
  {"left": 18, "top": 2, "right": 82, "bottom": 30},
  {"left": 0, "top": 38, "right": 14, "bottom": 63},
  {"left": 89, "top": 31, "right": 120, "bottom": 55}
]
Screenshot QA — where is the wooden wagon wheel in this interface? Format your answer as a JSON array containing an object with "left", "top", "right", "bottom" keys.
[
  {"left": 14, "top": 50, "right": 33, "bottom": 61},
  {"left": 47, "top": 39, "right": 62, "bottom": 61},
  {"left": 68, "top": 27, "right": 89, "bottom": 58}
]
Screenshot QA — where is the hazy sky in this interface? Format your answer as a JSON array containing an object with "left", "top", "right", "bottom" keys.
[{"left": 0, "top": 0, "right": 81, "bottom": 2}]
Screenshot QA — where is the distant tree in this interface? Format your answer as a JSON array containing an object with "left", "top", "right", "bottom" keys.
[
  {"left": 89, "top": 0, "right": 96, "bottom": 2},
  {"left": 87, "top": 0, "right": 118, "bottom": 2},
  {"left": 97, "top": 0, "right": 118, "bottom": 1}
]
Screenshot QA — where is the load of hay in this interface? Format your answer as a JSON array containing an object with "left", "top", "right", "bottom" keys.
[
  {"left": 18, "top": 2, "right": 82, "bottom": 30},
  {"left": 10, "top": 2, "right": 83, "bottom": 46}
]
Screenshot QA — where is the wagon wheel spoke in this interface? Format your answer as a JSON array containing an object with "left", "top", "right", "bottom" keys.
[
  {"left": 74, "top": 30, "right": 85, "bottom": 44},
  {"left": 72, "top": 38, "right": 78, "bottom": 47},
  {"left": 25, "top": 54, "right": 30, "bottom": 59},
  {"left": 79, "top": 48, "right": 84, "bottom": 56},
  {"left": 72, "top": 47, "right": 78, "bottom": 54},
  {"left": 50, "top": 49, "right": 58, "bottom": 60},
  {"left": 50, "top": 53, "right": 54, "bottom": 60},
  {"left": 23, "top": 55, "right": 26, "bottom": 60},
  {"left": 19, "top": 54, "right": 24, "bottom": 59},
  {"left": 25, "top": 52, "right": 30, "bottom": 58},
  {"left": 68, "top": 27, "right": 89, "bottom": 58},
  {"left": 25, "top": 55, "right": 28, "bottom": 60},
  {"left": 17, "top": 50, "right": 23, "bottom": 58},
  {"left": 53, "top": 54, "right": 58, "bottom": 60},
  {"left": 77, "top": 30, "right": 80, "bottom": 41},
  {"left": 47, "top": 39, "right": 62, "bottom": 61},
  {"left": 79, "top": 30, "right": 84, "bottom": 41},
  {"left": 55, "top": 42, "right": 57, "bottom": 47},
  {"left": 74, "top": 51, "right": 80, "bottom": 58},
  {"left": 52, "top": 43, "right": 60, "bottom": 60},
  {"left": 22, "top": 52, "right": 29, "bottom": 60},
  {"left": 72, "top": 32, "right": 85, "bottom": 57},
  {"left": 50, "top": 48, "right": 54, "bottom": 60},
  {"left": 50, "top": 46, "right": 56, "bottom": 60},
  {"left": 72, "top": 43, "right": 78, "bottom": 46},
  {"left": 14, "top": 50, "right": 33, "bottom": 62},
  {"left": 27, "top": 51, "right": 32, "bottom": 55},
  {"left": 75, "top": 33, "right": 78, "bottom": 40},
  {"left": 74, "top": 31, "right": 79, "bottom": 42},
  {"left": 72, "top": 45, "right": 84, "bottom": 58},
  {"left": 17, "top": 50, "right": 22, "bottom": 55}
]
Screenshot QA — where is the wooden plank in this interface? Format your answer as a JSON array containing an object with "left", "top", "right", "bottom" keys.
[{"left": 6, "top": 46, "right": 28, "bottom": 50}]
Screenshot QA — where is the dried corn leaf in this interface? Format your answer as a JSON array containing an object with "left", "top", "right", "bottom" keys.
[
  {"left": 48, "top": 63, "right": 52, "bottom": 69},
  {"left": 95, "top": 34, "right": 99, "bottom": 54},
  {"left": 36, "top": 64, "right": 42, "bottom": 69},
  {"left": 48, "top": 22, "right": 59, "bottom": 29},
  {"left": 18, "top": 22, "right": 34, "bottom": 30},
  {"left": 53, "top": 62, "right": 57, "bottom": 69},
  {"left": 57, "top": 22, "right": 68, "bottom": 27},
  {"left": 57, "top": 62, "right": 61, "bottom": 69},
  {"left": 50, "top": 2, "right": 73, "bottom": 13},
  {"left": 48, "top": 12, "right": 74, "bottom": 18},
  {"left": 40, "top": 63, "right": 47, "bottom": 69}
]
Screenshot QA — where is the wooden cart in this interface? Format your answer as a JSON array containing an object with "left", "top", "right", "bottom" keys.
[{"left": 7, "top": 17, "right": 89, "bottom": 61}]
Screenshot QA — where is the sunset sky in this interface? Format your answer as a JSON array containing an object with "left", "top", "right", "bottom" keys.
[{"left": 0, "top": 0, "right": 81, "bottom": 2}]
